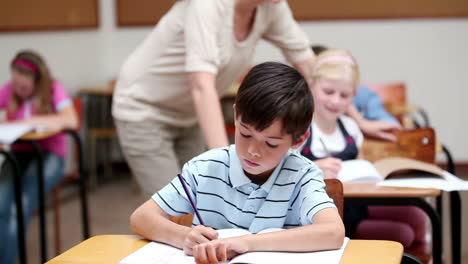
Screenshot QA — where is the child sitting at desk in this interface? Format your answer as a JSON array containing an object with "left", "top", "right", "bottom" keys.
[
  {"left": 0, "top": 50, "right": 78, "bottom": 264},
  {"left": 130, "top": 62, "right": 344, "bottom": 263},
  {"left": 310, "top": 44, "right": 402, "bottom": 142},
  {"left": 300, "top": 48, "right": 426, "bottom": 248}
]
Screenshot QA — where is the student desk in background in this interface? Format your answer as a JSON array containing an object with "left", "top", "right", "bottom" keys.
[
  {"left": 45, "top": 235, "right": 404, "bottom": 264},
  {"left": 343, "top": 182, "right": 461, "bottom": 264},
  {"left": 79, "top": 85, "right": 117, "bottom": 187},
  {"left": 0, "top": 130, "right": 90, "bottom": 264},
  {"left": 79, "top": 85, "right": 241, "bottom": 183}
]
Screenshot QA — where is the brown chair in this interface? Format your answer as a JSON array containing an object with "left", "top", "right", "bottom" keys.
[
  {"left": 324, "top": 178, "right": 344, "bottom": 219},
  {"left": 361, "top": 127, "right": 436, "bottom": 164},
  {"left": 360, "top": 127, "right": 437, "bottom": 264},
  {"left": 365, "top": 82, "right": 455, "bottom": 174},
  {"left": 169, "top": 178, "right": 344, "bottom": 226},
  {"left": 365, "top": 82, "right": 407, "bottom": 107}
]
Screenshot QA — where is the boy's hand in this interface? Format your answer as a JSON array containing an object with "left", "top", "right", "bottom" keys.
[
  {"left": 193, "top": 237, "right": 249, "bottom": 264},
  {"left": 183, "top": 225, "right": 219, "bottom": 256},
  {"left": 315, "top": 157, "right": 342, "bottom": 179}
]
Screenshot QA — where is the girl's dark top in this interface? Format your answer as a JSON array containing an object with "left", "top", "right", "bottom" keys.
[{"left": 301, "top": 118, "right": 359, "bottom": 161}]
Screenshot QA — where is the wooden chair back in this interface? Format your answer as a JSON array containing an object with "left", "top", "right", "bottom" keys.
[
  {"left": 324, "top": 179, "right": 344, "bottom": 219},
  {"left": 366, "top": 82, "right": 407, "bottom": 108},
  {"left": 361, "top": 127, "right": 437, "bottom": 263},
  {"left": 365, "top": 82, "right": 409, "bottom": 125},
  {"left": 72, "top": 97, "right": 83, "bottom": 132},
  {"left": 168, "top": 178, "right": 344, "bottom": 226},
  {"left": 360, "top": 127, "right": 436, "bottom": 164}
]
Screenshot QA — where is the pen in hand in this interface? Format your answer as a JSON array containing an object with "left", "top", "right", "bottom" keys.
[{"left": 177, "top": 173, "right": 205, "bottom": 226}]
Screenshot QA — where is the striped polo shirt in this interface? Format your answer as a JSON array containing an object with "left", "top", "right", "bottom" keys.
[{"left": 153, "top": 145, "right": 335, "bottom": 234}]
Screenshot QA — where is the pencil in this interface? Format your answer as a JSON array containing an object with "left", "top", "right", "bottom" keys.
[
  {"left": 319, "top": 137, "right": 331, "bottom": 157},
  {"left": 177, "top": 173, "right": 205, "bottom": 225}
]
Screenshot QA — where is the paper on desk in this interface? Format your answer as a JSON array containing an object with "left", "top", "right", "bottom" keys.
[
  {"left": 229, "top": 237, "right": 349, "bottom": 264},
  {"left": 377, "top": 171, "right": 468, "bottom": 191},
  {"left": 0, "top": 123, "right": 35, "bottom": 144},
  {"left": 119, "top": 237, "right": 350, "bottom": 264},
  {"left": 119, "top": 241, "right": 195, "bottom": 264}
]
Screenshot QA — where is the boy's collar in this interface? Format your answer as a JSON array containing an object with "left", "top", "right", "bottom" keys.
[{"left": 228, "top": 145, "right": 289, "bottom": 192}]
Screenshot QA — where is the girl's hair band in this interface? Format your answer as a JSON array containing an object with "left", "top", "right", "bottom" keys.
[
  {"left": 313, "top": 55, "right": 356, "bottom": 72},
  {"left": 14, "top": 58, "right": 39, "bottom": 73}
]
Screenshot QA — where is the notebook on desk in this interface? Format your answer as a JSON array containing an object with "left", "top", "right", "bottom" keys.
[
  {"left": 0, "top": 123, "right": 55, "bottom": 145},
  {"left": 0, "top": 123, "right": 35, "bottom": 144},
  {"left": 119, "top": 229, "right": 349, "bottom": 264}
]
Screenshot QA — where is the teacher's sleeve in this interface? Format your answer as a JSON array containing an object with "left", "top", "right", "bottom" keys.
[
  {"left": 262, "top": 2, "right": 313, "bottom": 65},
  {"left": 185, "top": 0, "right": 221, "bottom": 74}
]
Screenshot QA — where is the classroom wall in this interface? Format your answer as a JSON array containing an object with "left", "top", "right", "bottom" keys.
[{"left": 0, "top": 0, "right": 467, "bottom": 162}]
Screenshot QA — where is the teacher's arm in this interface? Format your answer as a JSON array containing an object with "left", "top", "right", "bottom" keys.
[
  {"left": 189, "top": 72, "right": 229, "bottom": 149},
  {"left": 293, "top": 56, "right": 315, "bottom": 88}
]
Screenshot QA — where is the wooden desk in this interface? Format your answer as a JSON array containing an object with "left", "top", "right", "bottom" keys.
[
  {"left": 46, "top": 235, "right": 404, "bottom": 264},
  {"left": 344, "top": 182, "right": 441, "bottom": 198},
  {"left": 343, "top": 183, "right": 442, "bottom": 264},
  {"left": 20, "top": 130, "right": 62, "bottom": 141},
  {"left": 79, "top": 86, "right": 114, "bottom": 95}
]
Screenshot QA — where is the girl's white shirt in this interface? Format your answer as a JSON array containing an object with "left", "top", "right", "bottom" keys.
[{"left": 297, "top": 115, "right": 363, "bottom": 159}]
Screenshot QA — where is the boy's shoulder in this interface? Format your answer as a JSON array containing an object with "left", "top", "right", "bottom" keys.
[
  {"left": 272, "top": 151, "right": 323, "bottom": 186},
  {"left": 283, "top": 151, "right": 320, "bottom": 174},
  {"left": 189, "top": 145, "right": 231, "bottom": 165},
  {"left": 185, "top": 146, "right": 233, "bottom": 185}
]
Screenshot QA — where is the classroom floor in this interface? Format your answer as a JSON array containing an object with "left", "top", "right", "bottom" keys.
[{"left": 26, "top": 165, "right": 468, "bottom": 264}]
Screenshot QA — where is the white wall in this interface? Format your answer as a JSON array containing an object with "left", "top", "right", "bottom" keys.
[{"left": 1, "top": 0, "right": 467, "bottom": 161}]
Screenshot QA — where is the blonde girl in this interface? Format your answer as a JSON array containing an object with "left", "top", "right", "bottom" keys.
[
  {"left": 300, "top": 48, "right": 426, "bottom": 249},
  {"left": 301, "top": 49, "right": 362, "bottom": 177}
]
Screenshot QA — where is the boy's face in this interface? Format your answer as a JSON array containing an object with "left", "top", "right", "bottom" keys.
[
  {"left": 234, "top": 111, "right": 306, "bottom": 181},
  {"left": 311, "top": 77, "right": 354, "bottom": 122}
]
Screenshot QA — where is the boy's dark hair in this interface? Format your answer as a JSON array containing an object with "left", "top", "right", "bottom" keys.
[{"left": 235, "top": 61, "right": 313, "bottom": 141}]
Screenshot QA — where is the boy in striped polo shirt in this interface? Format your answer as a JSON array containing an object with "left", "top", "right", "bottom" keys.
[{"left": 130, "top": 62, "right": 345, "bottom": 263}]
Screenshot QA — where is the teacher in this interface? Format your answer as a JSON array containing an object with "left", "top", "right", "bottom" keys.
[{"left": 112, "top": 0, "right": 315, "bottom": 196}]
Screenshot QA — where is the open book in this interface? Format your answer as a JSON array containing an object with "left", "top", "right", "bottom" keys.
[
  {"left": 337, "top": 157, "right": 468, "bottom": 191},
  {"left": 119, "top": 228, "right": 349, "bottom": 264}
]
